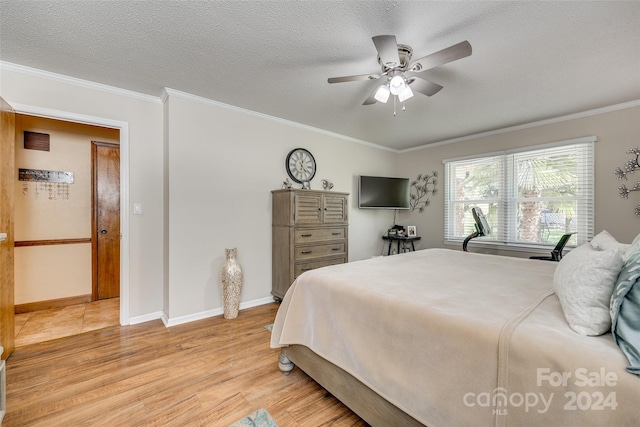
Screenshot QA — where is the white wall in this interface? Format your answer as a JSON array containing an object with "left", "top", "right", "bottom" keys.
[
  {"left": 162, "top": 90, "right": 397, "bottom": 320},
  {"left": 397, "top": 104, "right": 640, "bottom": 255}
]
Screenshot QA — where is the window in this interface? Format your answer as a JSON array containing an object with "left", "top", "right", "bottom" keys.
[{"left": 444, "top": 137, "right": 595, "bottom": 249}]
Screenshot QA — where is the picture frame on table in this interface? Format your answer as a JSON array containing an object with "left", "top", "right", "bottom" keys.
[{"left": 407, "top": 226, "right": 417, "bottom": 237}]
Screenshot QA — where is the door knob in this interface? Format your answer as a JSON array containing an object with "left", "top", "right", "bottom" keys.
[{"left": 100, "top": 229, "right": 108, "bottom": 234}]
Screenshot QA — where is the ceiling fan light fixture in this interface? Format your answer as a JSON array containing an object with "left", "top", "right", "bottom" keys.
[
  {"left": 389, "top": 73, "right": 406, "bottom": 95},
  {"left": 398, "top": 85, "right": 414, "bottom": 103},
  {"left": 374, "top": 84, "right": 391, "bottom": 103}
]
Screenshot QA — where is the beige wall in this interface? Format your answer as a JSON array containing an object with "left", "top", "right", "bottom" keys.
[
  {"left": 13, "top": 115, "right": 119, "bottom": 304},
  {"left": 397, "top": 105, "right": 640, "bottom": 256}
]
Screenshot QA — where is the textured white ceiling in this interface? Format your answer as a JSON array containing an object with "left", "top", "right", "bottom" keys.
[{"left": 1, "top": 1, "right": 639, "bottom": 150}]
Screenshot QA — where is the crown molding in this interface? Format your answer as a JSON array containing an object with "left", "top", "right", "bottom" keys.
[
  {"left": 0, "top": 61, "right": 162, "bottom": 104},
  {"left": 401, "top": 99, "right": 640, "bottom": 153}
]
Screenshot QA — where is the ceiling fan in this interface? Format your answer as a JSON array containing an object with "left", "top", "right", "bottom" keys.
[{"left": 328, "top": 35, "right": 472, "bottom": 113}]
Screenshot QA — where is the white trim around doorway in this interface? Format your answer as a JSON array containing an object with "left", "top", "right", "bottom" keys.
[{"left": 8, "top": 102, "right": 130, "bottom": 326}]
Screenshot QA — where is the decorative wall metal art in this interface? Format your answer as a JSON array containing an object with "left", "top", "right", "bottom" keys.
[
  {"left": 18, "top": 168, "right": 74, "bottom": 200},
  {"left": 18, "top": 168, "right": 74, "bottom": 183},
  {"left": 410, "top": 171, "right": 438, "bottom": 213},
  {"left": 614, "top": 147, "right": 640, "bottom": 218}
]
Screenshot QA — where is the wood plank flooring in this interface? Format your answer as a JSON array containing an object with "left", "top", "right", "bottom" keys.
[{"left": 4, "top": 302, "right": 368, "bottom": 426}]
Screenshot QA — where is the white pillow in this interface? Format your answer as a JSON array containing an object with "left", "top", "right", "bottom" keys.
[
  {"left": 553, "top": 243, "right": 624, "bottom": 336},
  {"left": 590, "top": 230, "right": 631, "bottom": 253}
]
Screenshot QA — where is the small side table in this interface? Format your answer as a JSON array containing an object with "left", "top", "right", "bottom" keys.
[{"left": 382, "top": 235, "right": 421, "bottom": 255}]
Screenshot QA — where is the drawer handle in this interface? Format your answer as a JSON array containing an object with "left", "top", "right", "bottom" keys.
[
  {"left": 301, "top": 250, "right": 313, "bottom": 254},
  {"left": 331, "top": 232, "right": 341, "bottom": 235},
  {"left": 300, "top": 268, "right": 311, "bottom": 272},
  {"left": 332, "top": 247, "right": 341, "bottom": 251},
  {"left": 301, "top": 233, "right": 312, "bottom": 237}
]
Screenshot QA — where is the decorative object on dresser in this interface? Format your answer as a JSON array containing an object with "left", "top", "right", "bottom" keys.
[
  {"left": 321, "top": 179, "right": 334, "bottom": 190},
  {"left": 281, "top": 177, "right": 292, "bottom": 189},
  {"left": 409, "top": 171, "right": 437, "bottom": 213},
  {"left": 614, "top": 146, "right": 640, "bottom": 218},
  {"left": 271, "top": 189, "right": 348, "bottom": 301},
  {"left": 220, "top": 248, "right": 243, "bottom": 319}
]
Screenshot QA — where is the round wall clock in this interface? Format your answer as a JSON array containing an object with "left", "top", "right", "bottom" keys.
[{"left": 285, "top": 148, "right": 316, "bottom": 184}]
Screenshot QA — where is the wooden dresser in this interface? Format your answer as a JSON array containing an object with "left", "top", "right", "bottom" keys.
[{"left": 271, "top": 189, "right": 349, "bottom": 301}]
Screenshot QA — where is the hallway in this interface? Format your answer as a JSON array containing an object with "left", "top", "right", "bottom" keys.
[{"left": 14, "top": 298, "right": 119, "bottom": 348}]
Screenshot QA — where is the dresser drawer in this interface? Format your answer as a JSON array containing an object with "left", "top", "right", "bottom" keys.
[
  {"left": 295, "top": 257, "right": 346, "bottom": 278},
  {"left": 295, "top": 228, "right": 345, "bottom": 243},
  {"left": 295, "top": 242, "right": 345, "bottom": 260}
]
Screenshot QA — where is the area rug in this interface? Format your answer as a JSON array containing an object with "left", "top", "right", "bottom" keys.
[{"left": 228, "top": 408, "right": 279, "bottom": 427}]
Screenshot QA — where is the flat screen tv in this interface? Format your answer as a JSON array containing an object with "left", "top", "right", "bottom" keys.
[{"left": 358, "top": 175, "right": 410, "bottom": 210}]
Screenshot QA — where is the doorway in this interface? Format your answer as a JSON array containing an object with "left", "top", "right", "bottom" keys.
[
  {"left": 14, "top": 114, "right": 121, "bottom": 344},
  {"left": 16, "top": 106, "right": 129, "bottom": 327},
  {"left": 6, "top": 105, "right": 131, "bottom": 336}
]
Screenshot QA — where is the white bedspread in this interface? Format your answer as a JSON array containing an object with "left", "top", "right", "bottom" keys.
[{"left": 271, "top": 249, "right": 639, "bottom": 426}]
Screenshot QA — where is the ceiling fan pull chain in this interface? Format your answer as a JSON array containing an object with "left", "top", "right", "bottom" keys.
[
  {"left": 393, "top": 96, "right": 397, "bottom": 116},
  {"left": 402, "top": 102, "right": 406, "bottom": 112}
]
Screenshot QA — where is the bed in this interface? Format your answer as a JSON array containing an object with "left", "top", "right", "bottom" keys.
[{"left": 270, "top": 247, "right": 640, "bottom": 426}]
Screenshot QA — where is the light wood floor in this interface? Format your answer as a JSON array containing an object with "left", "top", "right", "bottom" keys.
[
  {"left": 14, "top": 297, "right": 120, "bottom": 348},
  {"left": 4, "top": 302, "right": 368, "bottom": 426}
]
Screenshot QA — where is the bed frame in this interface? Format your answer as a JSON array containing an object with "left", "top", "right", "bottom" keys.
[{"left": 278, "top": 346, "right": 424, "bottom": 426}]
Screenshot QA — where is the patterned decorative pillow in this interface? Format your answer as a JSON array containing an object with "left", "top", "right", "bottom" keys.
[
  {"left": 553, "top": 243, "right": 624, "bottom": 336},
  {"left": 610, "top": 244, "right": 640, "bottom": 376},
  {"left": 623, "top": 232, "right": 640, "bottom": 262}
]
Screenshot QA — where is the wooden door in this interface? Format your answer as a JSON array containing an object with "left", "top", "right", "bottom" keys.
[
  {"left": 92, "top": 142, "right": 120, "bottom": 300},
  {"left": 0, "top": 97, "right": 15, "bottom": 359}
]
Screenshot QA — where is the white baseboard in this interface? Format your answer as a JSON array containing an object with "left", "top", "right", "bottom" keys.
[
  {"left": 162, "top": 308, "right": 224, "bottom": 327},
  {"left": 151, "top": 296, "right": 276, "bottom": 328},
  {"left": 239, "top": 296, "right": 277, "bottom": 310},
  {"left": 128, "top": 311, "right": 164, "bottom": 325}
]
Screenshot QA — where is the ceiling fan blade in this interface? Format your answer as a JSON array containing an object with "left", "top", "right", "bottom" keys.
[
  {"left": 362, "top": 87, "right": 379, "bottom": 105},
  {"left": 372, "top": 35, "right": 401, "bottom": 68},
  {"left": 328, "top": 73, "right": 380, "bottom": 84},
  {"left": 408, "top": 77, "right": 443, "bottom": 97},
  {"left": 409, "top": 40, "right": 472, "bottom": 72}
]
